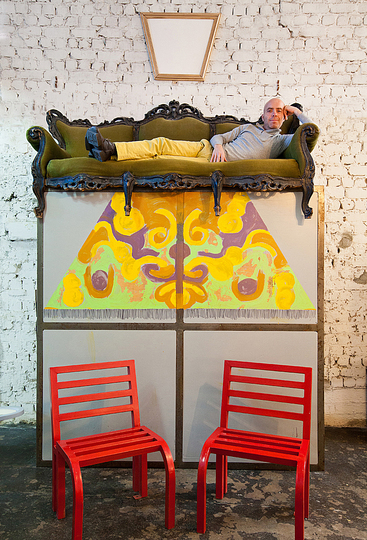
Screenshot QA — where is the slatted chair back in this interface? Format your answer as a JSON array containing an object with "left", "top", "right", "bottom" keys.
[
  {"left": 50, "top": 360, "right": 140, "bottom": 445},
  {"left": 220, "top": 360, "right": 312, "bottom": 441}
]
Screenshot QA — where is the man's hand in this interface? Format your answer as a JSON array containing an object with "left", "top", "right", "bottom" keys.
[
  {"left": 284, "top": 105, "right": 301, "bottom": 120},
  {"left": 210, "top": 144, "right": 227, "bottom": 162}
]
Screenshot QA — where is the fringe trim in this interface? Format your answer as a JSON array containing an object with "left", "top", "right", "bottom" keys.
[
  {"left": 44, "top": 308, "right": 315, "bottom": 321},
  {"left": 185, "top": 309, "right": 316, "bottom": 321},
  {"left": 43, "top": 309, "right": 175, "bottom": 321}
]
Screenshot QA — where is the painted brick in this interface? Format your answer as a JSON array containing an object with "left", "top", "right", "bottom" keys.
[
  {"left": 5, "top": 221, "right": 37, "bottom": 241},
  {"left": 348, "top": 165, "right": 367, "bottom": 177},
  {"left": 1, "top": 0, "right": 366, "bottom": 426},
  {"left": 330, "top": 378, "right": 344, "bottom": 389}
]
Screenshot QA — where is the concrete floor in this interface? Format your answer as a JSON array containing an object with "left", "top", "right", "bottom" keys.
[{"left": 0, "top": 425, "right": 366, "bottom": 540}]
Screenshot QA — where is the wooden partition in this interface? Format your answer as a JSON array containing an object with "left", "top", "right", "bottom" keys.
[{"left": 37, "top": 188, "right": 324, "bottom": 468}]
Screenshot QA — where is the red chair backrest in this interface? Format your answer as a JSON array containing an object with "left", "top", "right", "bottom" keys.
[
  {"left": 50, "top": 360, "right": 140, "bottom": 445},
  {"left": 220, "top": 361, "right": 312, "bottom": 440}
]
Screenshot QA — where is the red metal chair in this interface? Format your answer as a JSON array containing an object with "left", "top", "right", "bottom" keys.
[
  {"left": 50, "top": 360, "right": 175, "bottom": 540},
  {"left": 197, "top": 360, "right": 312, "bottom": 540}
]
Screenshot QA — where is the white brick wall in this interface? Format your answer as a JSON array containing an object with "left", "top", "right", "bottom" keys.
[{"left": 0, "top": 0, "right": 366, "bottom": 426}]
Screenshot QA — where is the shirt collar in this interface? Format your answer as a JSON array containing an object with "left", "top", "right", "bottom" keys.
[{"left": 255, "top": 122, "right": 281, "bottom": 134}]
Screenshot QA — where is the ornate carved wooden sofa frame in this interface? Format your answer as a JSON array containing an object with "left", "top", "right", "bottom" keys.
[{"left": 27, "top": 100, "right": 319, "bottom": 219}]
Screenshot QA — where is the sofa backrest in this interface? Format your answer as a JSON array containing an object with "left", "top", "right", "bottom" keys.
[
  {"left": 138, "top": 117, "right": 210, "bottom": 142},
  {"left": 46, "top": 101, "right": 310, "bottom": 158}
]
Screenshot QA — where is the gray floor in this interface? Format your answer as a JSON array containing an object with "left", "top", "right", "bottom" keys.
[{"left": 0, "top": 425, "right": 366, "bottom": 540}]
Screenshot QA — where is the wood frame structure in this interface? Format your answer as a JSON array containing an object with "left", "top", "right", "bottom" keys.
[
  {"left": 28, "top": 103, "right": 323, "bottom": 469},
  {"left": 35, "top": 188, "right": 324, "bottom": 470}
]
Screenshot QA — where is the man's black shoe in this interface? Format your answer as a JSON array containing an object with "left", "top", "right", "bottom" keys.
[{"left": 85, "top": 127, "right": 117, "bottom": 162}]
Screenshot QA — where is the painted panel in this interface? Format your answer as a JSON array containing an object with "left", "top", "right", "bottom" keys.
[
  {"left": 183, "top": 331, "right": 318, "bottom": 464},
  {"left": 42, "top": 330, "right": 176, "bottom": 461},
  {"left": 43, "top": 192, "right": 178, "bottom": 322},
  {"left": 43, "top": 191, "right": 316, "bottom": 323},
  {"left": 183, "top": 191, "right": 317, "bottom": 322}
]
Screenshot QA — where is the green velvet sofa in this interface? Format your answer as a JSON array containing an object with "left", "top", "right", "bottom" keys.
[{"left": 27, "top": 100, "right": 319, "bottom": 219}]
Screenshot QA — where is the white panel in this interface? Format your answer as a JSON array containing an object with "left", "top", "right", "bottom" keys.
[
  {"left": 183, "top": 331, "right": 318, "bottom": 464},
  {"left": 148, "top": 18, "right": 214, "bottom": 75},
  {"left": 43, "top": 192, "right": 113, "bottom": 304},
  {"left": 43, "top": 330, "right": 176, "bottom": 461},
  {"left": 251, "top": 191, "right": 318, "bottom": 307}
]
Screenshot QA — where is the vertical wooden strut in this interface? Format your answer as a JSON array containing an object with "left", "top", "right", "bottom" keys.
[
  {"left": 122, "top": 171, "right": 135, "bottom": 216},
  {"left": 211, "top": 170, "right": 224, "bottom": 216}
]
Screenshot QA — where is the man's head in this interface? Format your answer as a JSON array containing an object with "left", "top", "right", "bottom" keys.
[{"left": 262, "top": 98, "right": 286, "bottom": 130}]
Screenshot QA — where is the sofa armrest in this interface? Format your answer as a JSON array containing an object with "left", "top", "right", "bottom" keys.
[
  {"left": 280, "top": 123, "right": 319, "bottom": 219},
  {"left": 27, "top": 126, "right": 71, "bottom": 217},
  {"left": 281, "top": 123, "right": 319, "bottom": 176},
  {"left": 27, "top": 126, "right": 71, "bottom": 177}
]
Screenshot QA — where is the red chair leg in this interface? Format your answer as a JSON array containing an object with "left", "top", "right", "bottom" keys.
[
  {"left": 52, "top": 448, "right": 57, "bottom": 512},
  {"left": 56, "top": 451, "right": 66, "bottom": 520},
  {"left": 295, "top": 460, "right": 306, "bottom": 540},
  {"left": 133, "top": 455, "right": 140, "bottom": 492},
  {"left": 133, "top": 455, "right": 148, "bottom": 498},
  {"left": 197, "top": 446, "right": 211, "bottom": 534},
  {"left": 216, "top": 454, "right": 227, "bottom": 499},
  {"left": 224, "top": 455, "right": 228, "bottom": 494},
  {"left": 160, "top": 443, "right": 175, "bottom": 530},
  {"left": 141, "top": 455, "right": 148, "bottom": 498},
  {"left": 70, "top": 461, "right": 84, "bottom": 540},
  {"left": 305, "top": 451, "right": 310, "bottom": 519}
]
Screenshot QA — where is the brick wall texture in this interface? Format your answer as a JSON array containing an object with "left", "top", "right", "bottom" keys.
[{"left": 0, "top": 0, "right": 366, "bottom": 426}]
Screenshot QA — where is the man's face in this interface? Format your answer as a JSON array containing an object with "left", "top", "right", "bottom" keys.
[{"left": 262, "top": 99, "right": 285, "bottom": 130}]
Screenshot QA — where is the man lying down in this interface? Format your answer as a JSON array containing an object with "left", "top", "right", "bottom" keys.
[{"left": 85, "top": 98, "right": 312, "bottom": 164}]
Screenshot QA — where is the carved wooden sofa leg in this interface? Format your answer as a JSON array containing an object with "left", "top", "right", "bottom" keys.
[
  {"left": 211, "top": 170, "right": 224, "bottom": 216},
  {"left": 29, "top": 127, "right": 46, "bottom": 218},
  {"left": 123, "top": 172, "right": 135, "bottom": 216},
  {"left": 301, "top": 179, "right": 314, "bottom": 219}
]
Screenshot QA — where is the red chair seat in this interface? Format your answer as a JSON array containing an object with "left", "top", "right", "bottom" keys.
[
  {"left": 204, "top": 427, "right": 309, "bottom": 464},
  {"left": 57, "top": 426, "right": 168, "bottom": 467}
]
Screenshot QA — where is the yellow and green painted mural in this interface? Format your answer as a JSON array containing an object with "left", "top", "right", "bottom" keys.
[{"left": 45, "top": 191, "right": 315, "bottom": 320}]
